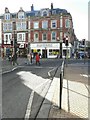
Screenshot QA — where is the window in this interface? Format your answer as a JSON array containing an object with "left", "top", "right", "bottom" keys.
[
  {"left": 6, "top": 35, "right": 8, "bottom": 41},
  {"left": 18, "top": 34, "right": 22, "bottom": 41},
  {"left": 49, "top": 49, "right": 59, "bottom": 56},
  {"left": 43, "top": 11, "right": 47, "bottom": 16},
  {"left": 52, "top": 31, "right": 56, "bottom": 40},
  {"left": 34, "top": 33, "right": 39, "bottom": 41},
  {"left": 16, "top": 22, "right": 26, "bottom": 30},
  {"left": 65, "top": 19, "right": 70, "bottom": 28},
  {"left": 4, "top": 33, "right": 12, "bottom": 44},
  {"left": 42, "top": 21, "right": 48, "bottom": 29},
  {"left": 34, "top": 22, "right": 39, "bottom": 29},
  {"left": 43, "top": 33, "right": 47, "bottom": 41},
  {"left": 18, "top": 12, "right": 25, "bottom": 19},
  {"left": 17, "top": 33, "right": 25, "bottom": 42},
  {"left": 52, "top": 10, "right": 56, "bottom": 14},
  {"left": 51, "top": 20, "right": 57, "bottom": 28},
  {"left": 3, "top": 23, "right": 12, "bottom": 32},
  {"left": 5, "top": 14, "right": 10, "bottom": 20}
]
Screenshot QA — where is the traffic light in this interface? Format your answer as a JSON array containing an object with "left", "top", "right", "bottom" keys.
[
  {"left": 65, "top": 40, "right": 68, "bottom": 46},
  {"left": 11, "top": 40, "right": 13, "bottom": 46},
  {"left": 63, "top": 37, "right": 66, "bottom": 43},
  {"left": 82, "top": 39, "right": 85, "bottom": 45}
]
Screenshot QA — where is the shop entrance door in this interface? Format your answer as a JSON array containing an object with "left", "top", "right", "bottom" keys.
[{"left": 42, "top": 49, "right": 47, "bottom": 58}]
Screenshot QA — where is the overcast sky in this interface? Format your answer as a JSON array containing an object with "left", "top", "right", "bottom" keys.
[{"left": 0, "top": 0, "right": 88, "bottom": 40}]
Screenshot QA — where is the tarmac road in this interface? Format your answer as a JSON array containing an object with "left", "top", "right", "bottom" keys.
[{"left": 2, "top": 61, "right": 61, "bottom": 119}]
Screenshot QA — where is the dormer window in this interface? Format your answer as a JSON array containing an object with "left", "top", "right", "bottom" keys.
[
  {"left": 5, "top": 14, "right": 10, "bottom": 20},
  {"left": 18, "top": 7, "right": 25, "bottom": 19},
  {"left": 4, "top": 7, "right": 10, "bottom": 20},
  {"left": 18, "top": 12, "right": 25, "bottom": 19},
  {"left": 40, "top": 9, "right": 49, "bottom": 16},
  {"left": 52, "top": 10, "right": 56, "bottom": 14},
  {"left": 43, "top": 11, "right": 48, "bottom": 16}
]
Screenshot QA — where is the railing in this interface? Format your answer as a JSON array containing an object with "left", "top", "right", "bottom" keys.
[{"left": 59, "top": 60, "right": 65, "bottom": 109}]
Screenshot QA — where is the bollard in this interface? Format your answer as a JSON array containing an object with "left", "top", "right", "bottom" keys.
[{"left": 59, "top": 72, "right": 62, "bottom": 109}]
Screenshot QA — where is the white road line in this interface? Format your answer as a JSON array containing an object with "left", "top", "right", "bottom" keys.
[
  {"left": 80, "top": 74, "right": 89, "bottom": 78},
  {"left": 24, "top": 91, "right": 34, "bottom": 120},
  {"left": 24, "top": 79, "right": 50, "bottom": 119},
  {"left": 48, "top": 67, "right": 57, "bottom": 77}
]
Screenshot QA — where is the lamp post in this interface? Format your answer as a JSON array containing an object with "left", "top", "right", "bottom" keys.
[
  {"left": 84, "top": 39, "right": 86, "bottom": 64},
  {"left": 60, "top": 40, "right": 63, "bottom": 58},
  {"left": 65, "top": 36, "right": 69, "bottom": 66}
]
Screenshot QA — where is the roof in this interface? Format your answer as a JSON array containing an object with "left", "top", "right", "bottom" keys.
[{"left": 0, "top": 8, "right": 69, "bottom": 18}]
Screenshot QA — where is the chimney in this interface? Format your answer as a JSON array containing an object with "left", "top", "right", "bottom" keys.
[
  {"left": 51, "top": 3, "right": 53, "bottom": 9},
  {"left": 31, "top": 4, "right": 34, "bottom": 11}
]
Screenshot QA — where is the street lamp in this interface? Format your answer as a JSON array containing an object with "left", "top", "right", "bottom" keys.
[{"left": 60, "top": 40, "right": 63, "bottom": 58}]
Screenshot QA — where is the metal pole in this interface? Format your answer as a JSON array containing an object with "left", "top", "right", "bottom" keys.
[
  {"left": 59, "top": 72, "right": 62, "bottom": 109},
  {"left": 84, "top": 42, "right": 86, "bottom": 64},
  {"left": 60, "top": 41, "right": 62, "bottom": 58}
]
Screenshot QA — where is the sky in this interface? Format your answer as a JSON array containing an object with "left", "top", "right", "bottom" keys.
[{"left": 0, "top": 0, "right": 89, "bottom": 40}]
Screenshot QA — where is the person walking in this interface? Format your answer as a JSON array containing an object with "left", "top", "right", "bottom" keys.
[
  {"left": 12, "top": 53, "right": 18, "bottom": 65},
  {"left": 30, "top": 53, "right": 32, "bottom": 64},
  {"left": 36, "top": 53, "right": 40, "bottom": 65}
]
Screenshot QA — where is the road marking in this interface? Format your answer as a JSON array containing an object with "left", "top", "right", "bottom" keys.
[
  {"left": 80, "top": 74, "right": 89, "bottom": 78},
  {"left": 24, "top": 91, "right": 34, "bottom": 120},
  {"left": 24, "top": 79, "right": 51, "bottom": 119},
  {"left": 48, "top": 67, "right": 57, "bottom": 77}
]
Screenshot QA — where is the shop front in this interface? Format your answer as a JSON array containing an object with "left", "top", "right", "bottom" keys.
[
  {"left": 31, "top": 42, "right": 59, "bottom": 58},
  {"left": 30, "top": 42, "right": 72, "bottom": 58}
]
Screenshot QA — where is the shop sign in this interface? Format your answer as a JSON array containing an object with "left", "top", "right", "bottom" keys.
[
  {"left": 19, "top": 44, "right": 24, "bottom": 48},
  {"left": 31, "top": 43, "right": 59, "bottom": 48}
]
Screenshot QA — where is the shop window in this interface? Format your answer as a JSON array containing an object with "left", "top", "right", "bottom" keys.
[{"left": 49, "top": 49, "right": 59, "bottom": 56}]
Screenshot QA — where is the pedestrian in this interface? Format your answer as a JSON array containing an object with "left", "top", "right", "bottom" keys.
[
  {"left": 36, "top": 53, "right": 40, "bottom": 65},
  {"left": 12, "top": 53, "right": 18, "bottom": 65},
  {"left": 30, "top": 53, "right": 32, "bottom": 64}
]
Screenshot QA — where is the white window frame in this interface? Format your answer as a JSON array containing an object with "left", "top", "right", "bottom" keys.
[
  {"left": 51, "top": 31, "right": 56, "bottom": 41},
  {"left": 3, "top": 22, "right": 12, "bottom": 32},
  {"left": 43, "top": 11, "right": 48, "bottom": 16},
  {"left": 34, "top": 22, "right": 39, "bottom": 29},
  {"left": 5, "top": 13, "right": 10, "bottom": 20},
  {"left": 42, "top": 33, "right": 47, "bottom": 41},
  {"left": 51, "top": 20, "right": 57, "bottom": 29},
  {"left": 34, "top": 32, "right": 39, "bottom": 42},
  {"left": 18, "top": 12, "right": 25, "bottom": 19},
  {"left": 4, "top": 33, "right": 12, "bottom": 44},
  {"left": 17, "top": 33, "right": 25, "bottom": 42},
  {"left": 16, "top": 22, "right": 26, "bottom": 30},
  {"left": 42, "top": 21, "right": 48, "bottom": 29},
  {"left": 65, "top": 19, "right": 70, "bottom": 28}
]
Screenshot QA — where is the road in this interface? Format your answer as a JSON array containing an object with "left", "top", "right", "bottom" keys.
[{"left": 2, "top": 59, "right": 63, "bottom": 119}]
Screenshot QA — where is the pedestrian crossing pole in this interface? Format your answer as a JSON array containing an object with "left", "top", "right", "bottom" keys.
[{"left": 59, "top": 72, "right": 62, "bottom": 109}]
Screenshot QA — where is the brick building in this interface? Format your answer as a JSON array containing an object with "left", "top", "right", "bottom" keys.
[{"left": 0, "top": 3, "right": 76, "bottom": 58}]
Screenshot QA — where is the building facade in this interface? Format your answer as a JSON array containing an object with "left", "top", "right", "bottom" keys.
[{"left": 0, "top": 3, "right": 76, "bottom": 58}]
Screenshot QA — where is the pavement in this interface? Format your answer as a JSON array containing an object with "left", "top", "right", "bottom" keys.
[
  {"left": 1, "top": 57, "right": 28, "bottom": 74},
  {"left": 1, "top": 57, "right": 90, "bottom": 119}
]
